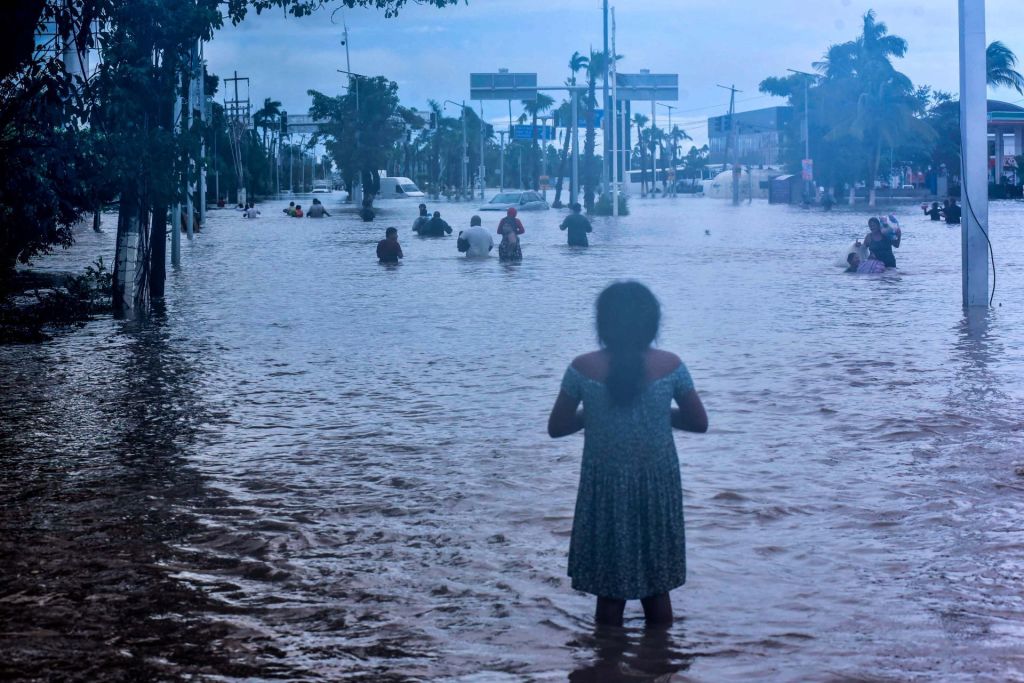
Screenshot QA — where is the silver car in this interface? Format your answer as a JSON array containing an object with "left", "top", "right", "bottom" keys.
[{"left": 480, "top": 190, "right": 550, "bottom": 211}]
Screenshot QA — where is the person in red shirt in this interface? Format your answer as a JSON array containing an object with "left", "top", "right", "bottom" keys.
[
  {"left": 293, "top": 204, "right": 304, "bottom": 217},
  {"left": 376, "top": 227, "right": 404, "bottom": 264},
  {"left": 497, "top": 207, "right": 525, "bottom": 262}
]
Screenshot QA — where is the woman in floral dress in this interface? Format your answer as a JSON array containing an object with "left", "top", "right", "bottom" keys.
[{"left": 547, "top": 281, "right": 708, "bottom": 627}]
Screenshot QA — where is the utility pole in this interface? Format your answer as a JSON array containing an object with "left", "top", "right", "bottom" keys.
[
  {"left": 570, "top": 86, "right": 580, "bottom": 204},
  {"left": 787, "top": 68, "right": 816, "bottom": 203},
  {"left": 958, "top": 0, "right": 989, "bottom": 307},
  {"left": 479, "top": 101, "right": 486, "bottom": 199},
  {"left": 172, "top": 76, "right": 182, "bottom": 267},
  {"left": 717, "top": 83, "right": 742, "bottom": 205},
  {"left": 602, "top": 0, "right": 610, "bottom": 197},
  {"left": 444, "top": 100, "right": 469, "bottom": 200},
  {"left": 658, "top": 102, "right": 676, "bottom": 196},
  {"left": 610, "top": 7, "right": 618, "bottom": 217},
  {"left": 198, "top": 41, "right": 206, "bottom": 228},
  {"left": 498, "top": 130, "right": 506, "bottom": 191},
  {"left": 185, "top": 45, "right": 196, "bottom": 240},
  {"left": 341, "top": 14, "right": 351, "bottom": 74}
]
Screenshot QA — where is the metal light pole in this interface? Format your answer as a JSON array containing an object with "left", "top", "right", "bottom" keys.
[
  {"left": 479, "top": 101, "right": 486, "bottom": 199},
  {"left": 444, "top": 100, "right": 470, "bottom": 200},
  {"left": 338, "top": 68, "right": 368, "bottom": 200},
  {"left": 658, "top": 102, "right": 676, "bottom": 196},
  {"left": 958, "top": 0, "right": 989, "bottom": 307},
  {"left": 787, "top": 68, "right": 816, "bottom": 202},
  {"left": 498, "top": 130, "right": 506, "bottom": 191},
  {"left": 602, "top": 0, "right": 610, "bottom": 195},
  {"left": 570, "top": 87, "right": 580, "bottom": 203}
]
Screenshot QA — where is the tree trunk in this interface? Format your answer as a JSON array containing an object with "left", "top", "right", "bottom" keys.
[
  {"left": 149, "top": 204, "right": 167, "bottom": 299},
  {"left": 583, "top": 80, "right": 597, "bottom": 211},
  {"left": 552, "top": 126, "right": 572, "bottom": 208},
  {"left": 112, "top": 181, "right": 140, "bottom": 314},
  {"left": 868, "top": 138, "right": 881, "bottom": 208}
]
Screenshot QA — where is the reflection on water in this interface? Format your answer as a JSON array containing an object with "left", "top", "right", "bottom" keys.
[{"left": 2, "top": 198, "right": 1024, "bottom": 680}]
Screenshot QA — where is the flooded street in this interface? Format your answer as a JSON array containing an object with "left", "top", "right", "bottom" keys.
[{"left": 2, "top": 196, "right": 1024, "bottom": 681}]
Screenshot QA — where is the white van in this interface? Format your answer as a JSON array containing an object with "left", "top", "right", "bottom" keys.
[{"left": 377, "top": 177, "right": 425, "bottom": 199}]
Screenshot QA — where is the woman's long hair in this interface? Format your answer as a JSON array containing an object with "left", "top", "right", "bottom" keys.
[{"left": 596, "top": 281, "right": 661, "bottom": 405}]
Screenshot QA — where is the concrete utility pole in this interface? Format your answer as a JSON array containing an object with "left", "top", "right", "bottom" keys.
[
  {"left": 958, "top": 0, "right": 989, "bottom": 307},
  {"left": 197, "top": 41, "right": 207, "bottom": 228},
  {"left": 172, "top": 79, "right": 182, "bottom": 268},
  {"left": 602, "top": 0, "right": 610, "bottom": 196},
  {"left": 610, "top": 7, "right": 618, "bottom": 217},
  {"left": 717, "top": 83, "right": 742, "bottom": 205},
  {"left": 186, "top": 44, "right": 196, "bottom": 240}
]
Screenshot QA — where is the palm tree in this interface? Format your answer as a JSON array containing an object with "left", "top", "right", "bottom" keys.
[
  {"left": 987, "top": 41, "right": 1024, "bottom": 94},
  {"left": 582, "top": 50, "right": 607, "bottom": 210},
  {"left": 254, "top": 97, "right": 282, "bottom": 154},
  {"left": 668, "top": 125, "right": 691, "bottom": 171},
  {"left": 553, "top": 51, "right": 589, "bottom": 207},
  {"left": 632, "top": 113, "right": 648, "bottom": 195},
  {"left": 522, "top": 93, "right": 555, "bottom": 190},
  {"left": 253, "top": 97, "right": 282, "bottom": 194},
  {"left": 816, "top": 10, "right": 922, "bottom": 206}
]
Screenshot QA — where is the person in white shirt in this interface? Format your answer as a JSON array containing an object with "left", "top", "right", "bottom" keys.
[{"left": 457, "top": 215, "right": 494, "bottom": 257}]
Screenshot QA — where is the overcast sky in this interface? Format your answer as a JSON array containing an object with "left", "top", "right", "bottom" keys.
[{"left": 206, "top": 0, "right": 1024, "bottom": 147}]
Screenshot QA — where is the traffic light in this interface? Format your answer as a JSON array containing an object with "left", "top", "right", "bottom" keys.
[{"left": 429, "top": 112, "right": 437, "bottom": 130}]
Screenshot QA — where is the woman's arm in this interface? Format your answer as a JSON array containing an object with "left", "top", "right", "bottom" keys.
[
  {"left": 548, "top": 390, "right": 583, "bottom": 438},
  {"left": 672, "top": 389, "right": 708, "bottom": 433}
]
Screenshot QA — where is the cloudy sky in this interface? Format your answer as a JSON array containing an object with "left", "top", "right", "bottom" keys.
[{"left": 206, "top": 0, "right": 1024, "bottom": 147}]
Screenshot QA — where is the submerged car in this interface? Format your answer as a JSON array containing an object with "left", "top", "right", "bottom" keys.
[{"left": 480, "top": 190, "right": 550, "bottom": 211}]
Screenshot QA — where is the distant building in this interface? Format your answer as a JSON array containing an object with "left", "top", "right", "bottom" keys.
[{"left": 708, "top": 106, "right": 792, "bottom": 167}]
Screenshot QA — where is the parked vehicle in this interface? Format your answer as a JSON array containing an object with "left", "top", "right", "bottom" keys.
[
  {"left": 480, "top": 190, "right": 550, "bottom": 211},
  {"left": 378, "top": 177, "right": 425, "bottom": 199}
]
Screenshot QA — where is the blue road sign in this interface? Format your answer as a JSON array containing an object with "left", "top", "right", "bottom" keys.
[
  {"left": 554, "top": 109, "right": 604, "bottom": 128},
  {"left": 512, "top": 124, "right": 555, "bottom": 141}
]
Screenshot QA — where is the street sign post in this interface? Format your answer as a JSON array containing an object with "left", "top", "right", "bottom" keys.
[
  {"left": 614, "top": 73, "right": 678, "bottom": 101},
  {"left": 512, "top": 124, "right": 555, "bottom": 141},
  {"left": 470, "top": 72, "right": 538, "bottom": 101}
]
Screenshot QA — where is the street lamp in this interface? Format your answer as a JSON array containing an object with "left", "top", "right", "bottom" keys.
[
  {"left": 657, "top": 102, "right": 677, "bottom": 196},
  {"left": 787, "top": 67, "right": 819, "bottom": 201},
  {"left": 338, "top": 68, "right": 370, "bottom": 203},
  {"left": 444, "top": 99, "right": 471, "bottom": 201}
]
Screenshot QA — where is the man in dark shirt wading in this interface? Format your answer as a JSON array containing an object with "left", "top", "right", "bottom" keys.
[{"left": 560, "top": 202, "right": 593, "bottom": 247}]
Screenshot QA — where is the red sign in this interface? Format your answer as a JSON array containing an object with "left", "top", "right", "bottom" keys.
[{"left": 801, "top": 159, "right": 814, "bottom": 181}]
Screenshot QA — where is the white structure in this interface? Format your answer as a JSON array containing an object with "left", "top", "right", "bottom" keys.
[{"left": 958, "top": 0, "right": 988, "bottom": 307}]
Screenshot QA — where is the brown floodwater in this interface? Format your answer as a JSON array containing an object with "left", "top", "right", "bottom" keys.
[{"left": 2, "top": 196, "right": 1023, "bottom": 681}]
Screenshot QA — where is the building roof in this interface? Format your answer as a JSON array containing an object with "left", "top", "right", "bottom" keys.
[
  {"left": 988, "top": 100, "right": 1024, "bottom": 127},
  {"left": 988, "top": 100, "right": 1024, "bottom": 113}
]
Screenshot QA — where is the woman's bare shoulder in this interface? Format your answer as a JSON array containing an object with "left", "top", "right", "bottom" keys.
[
  {"left": 647, "top": 349, "right": 682, "bottom": 376},
  {"left": 570, "top": 351, "right": 607, "bottom": 379}
]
